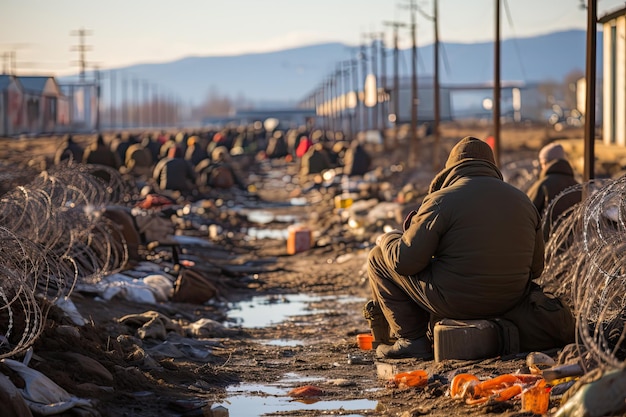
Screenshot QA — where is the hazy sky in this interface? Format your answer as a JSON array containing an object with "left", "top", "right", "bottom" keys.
[{"left": 1, "top": 0, "right": 624, "bottom": 75}]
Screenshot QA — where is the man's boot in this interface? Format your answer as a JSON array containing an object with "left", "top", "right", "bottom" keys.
[{"left": 362, "top": 300, "right": 391, "bottom": 348}]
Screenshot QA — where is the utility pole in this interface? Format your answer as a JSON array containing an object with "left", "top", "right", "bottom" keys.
[
  {"left": 433, "top": 0, "right": 442, "bottom": 171},
  {"left": 332, "top": 72, "right": 337, "bottom": 132},
  {"left": 403, "top": 0, "right": 419, "bottom": 166},
  {"left": 379, "top": 32, "right": 388, "bottom": 141},
  {"left": 11, "top": 51, "right": 16, "bottom": 75},
  {"left": 143, "top": 81, "right": 150, "bottom": 128},
  {"left": 152, "top": 84, "right": 158, "bottom": 128},
  {"left": 2, "top": 52, "right": 8, "bottom": 74},
  {"left": 342, "top": 60, "right": 354, "bottom": 140},
  {"left": 367, "top": 33, "right": 380, "bottom": 131},
  {"left": 122, "top": 74, "right": 128, "bottom": 129},
  {"left": 384, "top": 21, "right": 406, "bottom": 148},
  {"left": 584, "top": 0, "right": 597, "bottom": 182},
  {"left": 325, "top": 76, "right": 331, "bottom": 131},
  {"left": 133, "top": 77, "right": 139, "bottom": 128},
  {"left": 493, "top": 0, "right": 502, "bottom": 167},
  {"left": 348, "top": 59, "right": 360, "bottom": 137},
  {"left": 339, "top": 61, "right": 350, "bottom": 133},
  {"left": 94, "top": 66, "right": 101, "bottom": 132},
  {"left": 360, "top": 38, "right": 369, "bottom": 130},
  {"left": 70, "top": 27, "right": 92, "bottom": 83},
  {"left": 110, "top": 70, "right": 116, "bottom": 129}
]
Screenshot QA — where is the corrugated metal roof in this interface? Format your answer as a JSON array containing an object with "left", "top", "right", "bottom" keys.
[{"left": 17, "top": 76, "right": 49, "bottom": 93}]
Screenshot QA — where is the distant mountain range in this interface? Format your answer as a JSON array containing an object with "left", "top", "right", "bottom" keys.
[{"left": 67, "top": 29, "right": 598, "bottom": 107}]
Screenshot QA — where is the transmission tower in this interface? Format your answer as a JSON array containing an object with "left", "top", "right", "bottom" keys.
[{"left": 70, "top": 27, "right": 92, "bottom": 82}]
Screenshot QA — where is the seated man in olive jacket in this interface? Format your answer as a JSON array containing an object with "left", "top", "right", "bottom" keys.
[{"left": 368, "top": 136, "right": 545, "bottom": 359}]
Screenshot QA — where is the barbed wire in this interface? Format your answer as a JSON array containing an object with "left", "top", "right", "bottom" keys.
[
  {"left": 540, "top": 176, "right": 626, "bottom": 369},
  {"left": 0, "top": 163, "right": 135, "bottom": 358}
]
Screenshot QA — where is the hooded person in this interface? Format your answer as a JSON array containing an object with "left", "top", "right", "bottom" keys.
[
  {"left": 152, "top": 146, "right": 196, "bottom": 193},
  {"left": 368, "top": 136, "right": 545, "bottom": 359},
  {"left": 82, "top": 134, "right": 121, "bottom": 169},
  {"left": 526, "top": 142, "right": 581, "bottom": 239},
  {"left": 54, "top": 135, "right": 84, "bottom": 165}
]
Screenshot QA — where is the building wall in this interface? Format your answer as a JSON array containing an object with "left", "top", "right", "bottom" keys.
[
  {"left": 617, "top": 16, "right": 626, "bottom": 146},
  {"left": 603, "top": 15, "right": 626, "bottom": 146},
  {"left": 6, "top": 84, "right": 25, "bottom": 135}
]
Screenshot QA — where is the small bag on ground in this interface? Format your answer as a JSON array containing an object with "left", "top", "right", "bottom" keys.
[
  {"left": 172, "top": 268, "right": 217, "bottom": 304},
  {"left": 502, "top": 282, "right": 575, "bottom": 352}
]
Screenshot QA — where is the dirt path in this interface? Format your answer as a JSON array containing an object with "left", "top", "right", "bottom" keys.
[{"left": 0, "top": 125, "right": 591, "bottom": 416}]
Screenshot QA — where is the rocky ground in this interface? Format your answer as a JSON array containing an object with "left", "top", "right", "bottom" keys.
[{"left": 0, "top": 124, "right": 618, "bottom": 417}]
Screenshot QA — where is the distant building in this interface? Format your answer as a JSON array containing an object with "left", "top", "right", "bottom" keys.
[
  {"left": 19, "top": 76, "right": 69, "bottom": 134},
  {"left": 0, "top": 74, "right": 23, "bottom": 136},
  {"left": 0, "top": 74, "right": 70, "bottom": 136},
  {"left": 600, "top": 6, "right": 626, "bottom": 146}
]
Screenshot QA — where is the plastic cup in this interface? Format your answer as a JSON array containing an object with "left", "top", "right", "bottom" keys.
[{"left": 357, "top": 333, "right": 374, "bottom": 350}]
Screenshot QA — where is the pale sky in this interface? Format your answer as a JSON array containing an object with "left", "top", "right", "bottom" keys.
[{"left": 1, "top": 0, "right": 625, "bottom": 76}]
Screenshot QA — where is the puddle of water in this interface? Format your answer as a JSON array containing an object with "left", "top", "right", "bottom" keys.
[
  {"left": 227, "top": 294, "right": 366, "bottom": 328},
  {"left": 260, "top": 339, "right": 305, "bottom": 347},
  {"left": 246, "top": 227, "right": 289, "bottom": 240},
  {"left": 245, "top": 209, "right": 301, "bottom": 225},
  {"left": 214, "top": 381, "right": 377, "bottom": 417}
]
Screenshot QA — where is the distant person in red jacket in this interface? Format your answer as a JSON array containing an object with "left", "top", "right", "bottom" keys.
[{"left": 295, "top": 136, "right": 313, "bottom": 158}]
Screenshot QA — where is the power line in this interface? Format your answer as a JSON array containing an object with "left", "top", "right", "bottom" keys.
[{"left": 503, "top": 0, "right": 528, "bottom": 81}]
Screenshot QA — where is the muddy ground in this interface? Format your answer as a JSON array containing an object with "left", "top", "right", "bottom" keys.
[{"left": 0, "top": 124, "right": 611, "bottom": 417}]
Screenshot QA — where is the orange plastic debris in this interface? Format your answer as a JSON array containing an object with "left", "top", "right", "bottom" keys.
[
  {"left": 392, "top": 370, "right": 428, "bottom": 388},
  {"left": 491, "top": 384, "right": 523, "bottom": 402},
  {"left": 450, "top": 373, "right": 479, "bottom": 399},
  {"left": 288, "top": 385, "right": 324, "bottom": 398},
  {"left": 474, "top": 374, "right": 520, "bottom": 397},
  {"left": 521, "top": 380, "right": 550, "bottom": 415},
  {"left": 450, "top": 373, "right": 543, "bottom": 406}
]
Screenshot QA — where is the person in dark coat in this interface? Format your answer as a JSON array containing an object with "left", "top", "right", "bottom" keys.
[
  {"left": 368, "top": 137, "right": 545, "bottom": 359},
  {"left": 300, "top": 143, "right": 332, "bottom": 176},
  {"left": 526, "top": 142, "right": 581, "bottom": 239},
  {"left": 195, "top": 146, "right": 246, "bottom": 191},
  {"left": 54, "top": 135, "right": 84, "bottom": 165},
  {"left": 265, "top": 130, "right": 289, "bottom": 159},
  {"left": 152, "top": 147, "right": 196, "bottom": 193},
  {"left": 124, "top": 139, "right": 154, "bottom": 177},
  {"left": 342, "top": 140, "right": 371, "bottom": 176},
  {"left": 83, "top": 134, "right": 121, "bottom": 169},
  {"left": 185, "top": 135, "right": 209, "bottom": 166}
]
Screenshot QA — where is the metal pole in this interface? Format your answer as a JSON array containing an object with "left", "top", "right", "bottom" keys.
[
  {"left": 133, "top": 78, "right": 139, "bottom": 128},
  {"left": 410, "top": 3, "right": 419, "bottom": 166},
  {"left": 122, "top": 75, "right": 128, "bottom": 129},
  {"left": 152, "top": 84, "right": 158, "bottom": 128},
  {"left": 351, "top": 59, "right": 360, "bottom": 136},
  {"left": 361, "top": 40, "right": 369, "bottom": 130},
  {"left": 338, "top": 63, "right": 345, "bottom": 134},
  {"left": 370, "top": 35, "right": 379, "bottom": 131},
  {"left": 110, "top": 70, "right": 116, "bottom": 129},
  {"left": 343, "top": 61, "right": 354, "bottom": 140},
  {"left": 584, "top": 0, "right": 597, "bottom": 182},
  {"left": 433, "top": 0, "right": 442, "bottom": 171},
  {"left": 380, "top": 33, "right": 387, "bottom": 139},
  {"left": 95, "top": 67, "right": 101, "bottom": 132},
  {"left": 493, "top": 0, "right": 501, "bottom": 167},
  {"left": 383, "top": 22, "right": 405, "bottom": 147}
]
